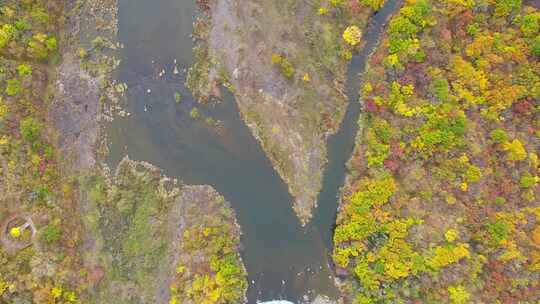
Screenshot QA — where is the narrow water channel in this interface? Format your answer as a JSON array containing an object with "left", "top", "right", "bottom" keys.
[
  {"left": 313, "top": 0, "right": 402, "bottom": 251},
  {"left": 107, "top": 1, "right": 399, "bottom": 303}
]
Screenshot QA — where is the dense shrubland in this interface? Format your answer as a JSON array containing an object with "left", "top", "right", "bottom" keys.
[
  {"left": 1, "top": 1, "right": 247, "bottom": 304},
  {"left": 334, "top": 0, "right": 540, "bottom": 302},
  {"left": 0, "top": 1, "right": 86, "bottom": 302},
  {"left": 83, "top": 159, "right": 247, "bottom": 304},
  {"left": 169, "top": 189, "right": 247, "bottom": 304}
]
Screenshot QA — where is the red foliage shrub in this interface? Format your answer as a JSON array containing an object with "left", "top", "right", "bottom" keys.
[
  {"left": 348, "top": 0, "right": 362, "bottom": 14},
  {"left": 441, "top": 28, "right": 452, "bottom": 42},
  {"left": 364, "top": 99, "right": 380, "bottom": 113},
  {"left": 402, "top": 63, "right": 430, "bottom": 93},
  {"left": 500, "top": 178, "right": 514, "bottom": 195},
  {"left": 371, "top": 49, "right": 385, "bottom": 66},
  {"left": 454, "top": 11, "right": 473, "bottom": 39},
  {"left": 513, "top": 100, "right": 533, "bottom": 115},
  {"left": 39, "top": 160, "right": 47, "bottom": 176},
  {"left": 391, "top": 142, "right": 405, "bottom": 158},
  {"left": 196, "top": 0, "right": 211, "bottom": 13},
  {"left": 384, "top": 158, "right": 400, "bottom": 171},
  {"left": 88, "top": 266, "right": 105, "bottom": 285}
]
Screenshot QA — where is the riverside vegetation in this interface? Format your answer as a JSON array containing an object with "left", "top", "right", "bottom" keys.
[
  {"left": 187, "top": 0, "right": 389, "bottom": 224},
  {"left": 82, "top": 158, "right": 247, "bottom": 304},
  {"left": 3, "top": 0, "right": 540, "bottom": 303},
  {"left": 0, "top": 1, "right": 247, "bottom": 303},
  {"left": 333, "top": 0, "right": 540, "bottom": 302}
]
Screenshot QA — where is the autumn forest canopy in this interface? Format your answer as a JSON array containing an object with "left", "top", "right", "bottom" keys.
[{"left": 1, "top": 0, "right": 540, "bottom": 303}]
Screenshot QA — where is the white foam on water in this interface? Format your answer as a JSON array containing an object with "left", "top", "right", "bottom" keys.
[{"left": 258, "top": 301, "right": 295, "bottom": 304}]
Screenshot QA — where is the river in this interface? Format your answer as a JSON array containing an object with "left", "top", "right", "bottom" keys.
[{"left": 107, "top": 0, "right": 398, "bottom": 302}]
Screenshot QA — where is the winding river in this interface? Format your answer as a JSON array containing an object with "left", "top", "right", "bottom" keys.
[{"left": 107, "top": 1, "right": 399, "bottom": 302}]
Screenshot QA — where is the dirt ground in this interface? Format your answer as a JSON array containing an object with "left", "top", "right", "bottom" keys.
[
  {"left": 51, "top": 0, "right": 120, "bottom": 172},
  {"left": 51, "top": 55, "right": 101, "bottom": 170}
]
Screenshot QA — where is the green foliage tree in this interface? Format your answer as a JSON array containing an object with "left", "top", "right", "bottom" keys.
[
  {"left": 271, "top": 54, "right": 295, "bottom": 79},
  {"left": 487, "top": 220, "right": 510, "bottom": 243},
  {"left": 411, "top": 104, "right": 467, "bottom": 156},
  {"left": 532, "top": 35, "right": 540, "bottom": 58},
  {"left": 0, "top": 24, "right": 15, "bottom": 49},
  {"left": 494, "top": 0, "right": 522, "bottom": 17},
  {"left": 41, "top": 224, "right": 62, "bottom": 244},
  {"left": 5, "top": 79, "right": 21, "bottom": 96},
  {"left": 387, "top": 0, "right": 432, "bottom": 63},
  {"left": 519, "top": 172, "right": 538, "bottom": 188},
  {"left": 20, "top": 117, "right": 42, "bottom": 143},
  {"left": 27, "top": 34, "right": 57, "bottom": 60},
  {"left": 490, "top": 128, "right": 508, "bottom": 143},
  {"left": 17, "top": 64, "right": 32, "bottom": 76},
  {"left": 431, "top": 78, "right": 450, "bottom": 102},
  {"left": 520, "top": 13, "right": 539, "bottom": 37}
]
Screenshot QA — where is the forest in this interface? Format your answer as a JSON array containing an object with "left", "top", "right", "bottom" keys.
[
  {"left": 0, "top": 1, "right": 246, "bottom": 303},
  {"left": 333, "top": 0, "right": 540, "bottom": 302},
  {"left": 1, "top": 0, "right": 539, "bottom": 303}
]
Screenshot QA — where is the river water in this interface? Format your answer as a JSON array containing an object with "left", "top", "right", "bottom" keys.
[{"left": 108, "top": 1, "right": 398, "bottom": 302}]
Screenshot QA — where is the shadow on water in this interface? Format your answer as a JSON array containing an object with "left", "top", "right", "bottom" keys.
[{"left": 109, "top": 0, "right": 399, "bottom": 303}]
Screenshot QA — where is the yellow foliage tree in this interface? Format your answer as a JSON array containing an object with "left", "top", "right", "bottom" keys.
[
  {"left": 343, "top": 26, "right": 362, "bottom": 46},
  {"left": 503, "top": 139, "right": 527, "bottom": 161}
]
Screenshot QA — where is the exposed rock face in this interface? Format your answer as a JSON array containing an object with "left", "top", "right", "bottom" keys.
[
  {"left": 309, "top": 295, "right": 339, "bottom": 304},
  {"left": 192, "top": 0, "right": 377, "bottom": 224}
]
